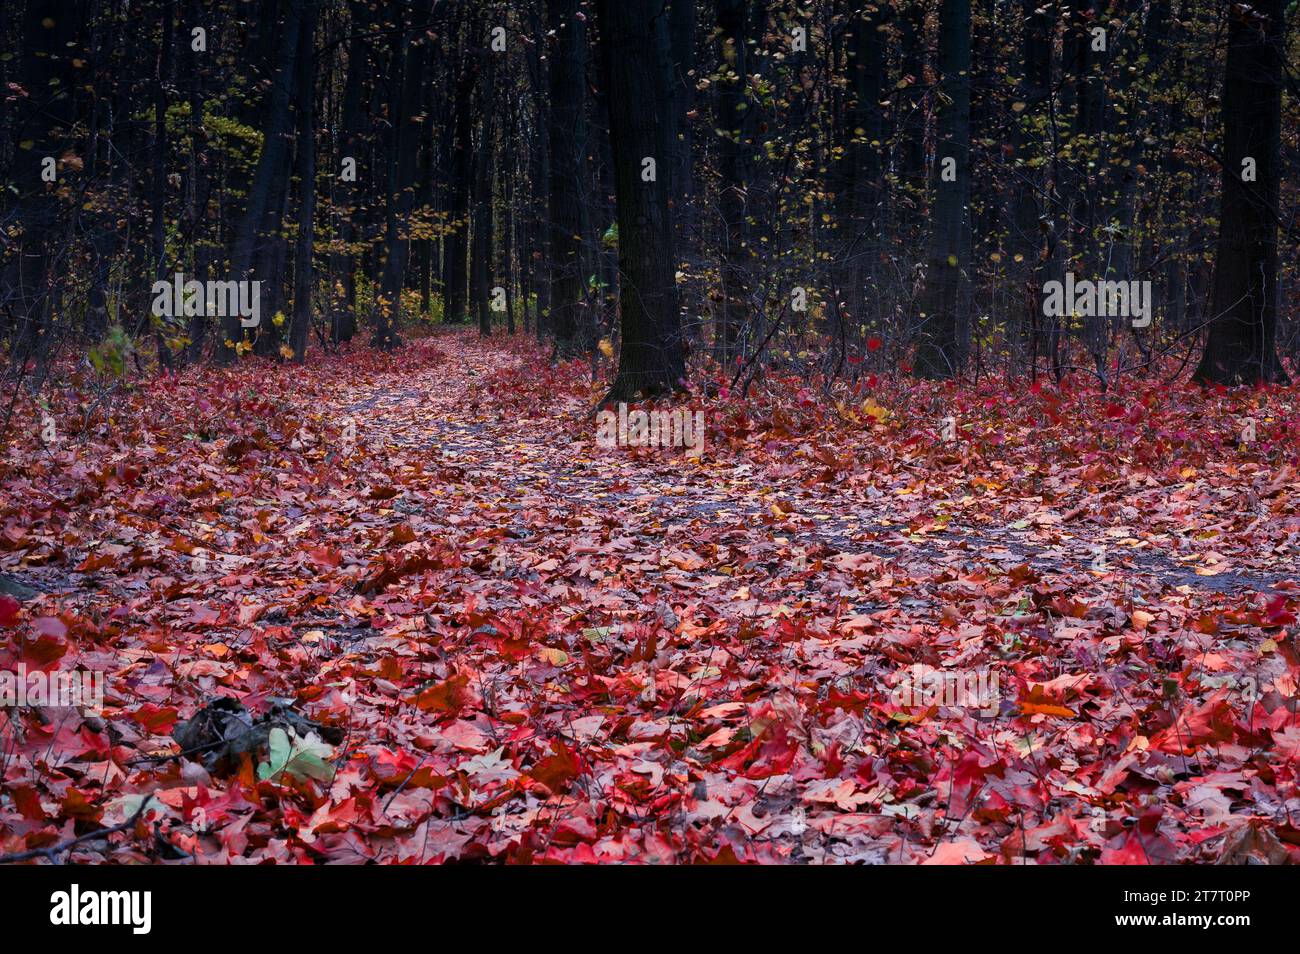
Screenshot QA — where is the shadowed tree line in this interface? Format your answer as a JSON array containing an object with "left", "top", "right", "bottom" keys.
[{"left": 1, "top": 0, "right": 1296, "bottom": 415}]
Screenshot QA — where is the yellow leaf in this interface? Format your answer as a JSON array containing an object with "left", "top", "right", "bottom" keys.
[
  {"left": 862, "top": 398, "right": 890, "bottom": 422},
  {"left": 538, "top": 647, "right": 569, "bottom": 666}
]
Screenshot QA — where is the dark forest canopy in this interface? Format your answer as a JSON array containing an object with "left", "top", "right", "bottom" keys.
[{"left": 2, "top": 0, "right": 1298, "bottom": 414}]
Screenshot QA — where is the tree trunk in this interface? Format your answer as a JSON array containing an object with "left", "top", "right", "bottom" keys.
[
  {"left": 526, "top": 8, "right": 552, "bottom": 338},
  {"left": 1193, "top": 0, "right": 1287, "bottom": 385},
  {"left": 914, "top": 0, "right": 972, "bottom": 379},
  {"left": 184, "top": 0, "right": 210, "bottom": 362},
  {"left": 331, "top": 0, "right": 369, "bottom": 345},
  {"left": 152, "top": 0, "right": 175, "bottom": 369},
  {"left": 502, "top": 108, "right": 518, "bottom": 336},
  {"left": 290, "top": 0, "right": 319, "bottom": 361},
  {"left": 443, "top": 35, "right": 477, "bottom": 325},
  {"left": 596, "top": 0, "right": 684, "bottom": 402},
  {"left": 833, "top": 0, "right": 885, "bottom": 362},
  {"left": 1011, "top": 0, "right": 1056, "bottom": 373},
  {"left": 668, "top": 0, "right": 696, "bottom": 256},
  {"left": 373, "top": 0, "right": 432, "bottom": 349},
  {"left": 547, "top": 0, "right": 591, "bottom": 356},
  {"left": 222, "top": 0, "right": 303, "bottom": 364},
  {"left": 3, "top": 0, "right": 79, "bottom": 365},
  {"left": 472, "top": 47, "right": 496, "bottom": 338},
  {"left": 896, "top": 0, "right": 927, "bottom": 226},
  {"left": 715, "top": 0, "right": 753, "bottom": 362}
]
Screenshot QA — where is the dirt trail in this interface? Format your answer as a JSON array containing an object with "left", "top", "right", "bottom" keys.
[{"left": 343, "top": 335, "right": 1295, "bottom": 602}]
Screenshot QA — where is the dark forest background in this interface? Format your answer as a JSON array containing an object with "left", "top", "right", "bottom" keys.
[{"left": 2, "top": 0, "right": 1297, "bottom": 420}]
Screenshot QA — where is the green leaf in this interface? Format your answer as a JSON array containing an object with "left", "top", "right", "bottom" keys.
[{"left": 257, "top": 727, "right": 335, "bottom": 783}]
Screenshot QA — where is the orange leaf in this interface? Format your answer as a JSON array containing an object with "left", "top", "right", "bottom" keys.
[{"left": 411, "top": 674, "right": 471, "bottom": 714}]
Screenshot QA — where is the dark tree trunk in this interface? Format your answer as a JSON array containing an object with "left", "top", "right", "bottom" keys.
[
  {"left": 896, "top": 0, "right": 927, "bottom": 223},
  {"left": 290, "top": 0, "right": 319, "bottom": 361},
  {"left": 251, "top": 138, "right": 294, "bottom": 357},
  {"left": 592, "top": 41, "right": 619, "bottom": 344},
  {"left": 502, "top": 104, "right": 518, "bottom": 336},
  {"left": 527, "top": 3, "right": 551, "bottom": 339},
  {"left": 373, "top": 0, "right": 432, "bottom": 349},
  {"left": 152, "top": 0, "right": 175, "bottom": 369},
  {"left": 833, "top": 0, "right": 885, "bottom": 355},
  {"left": 1193, "top": 0, "right": 1287, "bottom": 385},
  {"left": 914, "top": 0, "right": 972, "bottom": 379},
  {"left": 417, "top": 54, "right": 441, "bottom": 320},
  {"left": 1063, "top": 0, "right": 1102, "bottom": 269},
  {"left": 472, "top": 48, "right": 496, "bottom": 338},
  {"left": 715, "top": 0, "right": 753, "bottom": 362},
  {"left": 184, "top": 0, "right": 210, "bottom": 362},
  {"left": 547, "top": 0, "right": 591, "bottom": 356},
  {"left": 596, "top": 0, "right": 684, "bottom": 402},
  {"left": 1011, "top": 0, "right": 1052, "bottom": 269},
  {"left": 83, "top": 8, "right": 118, "bottom": 346},
  {"left": 1064, "top": 0, "right": 1106, "bottom": 373},
  {"left": 668, "top": 0, "right": 696, "bottom": 255},
  {"left": 1108, "top": 0, "right": 1168, "bottom": 286},
  {"left": 3, "top": 0, "right": 80, "bottom": 364},
  {"left": 1011, "top": 0, "right": 1056, "bottom": 369},
  {"left": 222, "top": 0, "right": 303, "bottom": 364},
  {"left": 331, "top": 0, "right": 369, "bottom": 345},
  {"left": 443, "top": 33, "right": 477, "bottom": 325}
]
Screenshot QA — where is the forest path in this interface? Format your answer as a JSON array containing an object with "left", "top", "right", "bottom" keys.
[
  {"left": 4, "top": 330, "right": 1296, "bottom": 864},
  {"left": 342, "top": 332, "right": 1297, "bottom": 608}
]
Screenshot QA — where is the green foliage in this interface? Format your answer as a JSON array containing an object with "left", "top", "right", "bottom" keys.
[
  {"left": 257, "top": 727, "right": 335, "bottom": 783},
  {"left": 88, "top": 324, "right": 133, "bottom": 379}
]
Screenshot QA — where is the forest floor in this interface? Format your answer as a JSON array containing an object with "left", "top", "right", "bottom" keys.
[{"left": 2, "top": 328, "right": 1300, "bottom": 863}]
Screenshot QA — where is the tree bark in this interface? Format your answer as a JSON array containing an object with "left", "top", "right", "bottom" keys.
[
  {"left": 914, "top": 0, "right": 972, "bottom": 379},
  {"left": 715, "top": 0, "right": 753, "bottom": 362},
  {"left": 3, "top": 0, "right": 80, "bottom": 364},
  {"left": 596, "top": 0, "right": 685, "bottom": 402},
  {"left": 373, "top": 0, "right": 432, "bottom": 349},
  {"left": 472, "top": 46, "right": 496, "bottom": 338},
  {"left": 290, "top": 0, "right": 319, "bottom": 361},
  {"left": 1193, "top": 0, "right": 1287, "bottom": 385},
  {"left": 547, "top": 0, "right": 591, "bottom": 356},
  {"left": 222, "top": 0, "right": 303, "bottom": 364},
  {"left": 525, "top": 6, "right": 551, "bottom": 338},
  {"left": 151, "top": 0, "right": 175, "bottom": 369},
  {"left": 833, "top": 0, "right": 885, "bottom": 356},
  {"left": 331, "top": 0, "right": 370, "bottom": 345},
  {"left": 668, "top": 0, "right": 696, "bottom": 256},
  {"left": 442, "top": 28, "right": 477, "bottom": 325}
]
